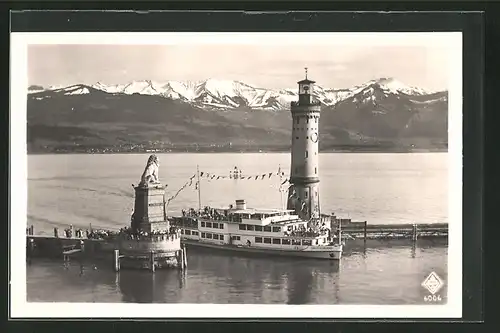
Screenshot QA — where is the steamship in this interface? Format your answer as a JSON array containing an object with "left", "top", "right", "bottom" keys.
[{"left": 170, "top": 199, "right": 342, "bottom": 260}]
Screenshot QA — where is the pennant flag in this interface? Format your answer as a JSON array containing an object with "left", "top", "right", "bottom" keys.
[
  {"left": 200, "top": 172, "right": 204, "bottom": 177},
  {"left": 255, "top": 176, "right": 258, "bottom": 180},
  {"left": 268, "top": 173, "right": 272, "bottom": 178},
  {"left": 211, "top": 175, "right": 216, "bottom": 179},
  {"left": 261, "top": 174, "right": 265, "bottom": 180},
  {"left": 217, "top": 176, "right": 221, "bottom": 180}
]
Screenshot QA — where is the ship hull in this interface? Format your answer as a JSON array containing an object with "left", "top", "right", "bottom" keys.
[{"left": 181, "top": 239, "right": 342, "bottom": 260}]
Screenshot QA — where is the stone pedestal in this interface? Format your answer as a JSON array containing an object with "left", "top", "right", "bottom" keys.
[{"left": 131, "top": 183, "right": 169, "bottom": 233}]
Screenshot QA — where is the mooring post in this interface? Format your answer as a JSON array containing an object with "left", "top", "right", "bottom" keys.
[
  {"left": 28, "top": 238, "right": 35, "bottom": 257},
  {"left": 364, "top": 221, "right": 368, "bottom": 242},
  {"left": 29, "top": 225, "right": 34, "bottom": 236},
  {"left": 54, "top": 227, "right": 59, "bottom": 238},
  {"left": 113, "top": 249, "right": 120, "bottom": 272},
  {"left": 412, "top": 224, "right": 418, "bottom": 242},
  {"left": 70, "top": 225, "right": 74, "bottom": 239},
  {"left": 183, "top": 245, "right": 188, "bottom": 269},
  {"left": 150, "top": 251, "right": 156, "bottom": 273}
]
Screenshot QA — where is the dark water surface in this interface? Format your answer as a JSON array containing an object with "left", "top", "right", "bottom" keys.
[{"left": 26, "top": 153, "right": 448, "bottom": 304}]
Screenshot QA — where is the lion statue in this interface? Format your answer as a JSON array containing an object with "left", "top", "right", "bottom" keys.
[{"left": 139, "top": 154, "right": 160, "bottom": 186}]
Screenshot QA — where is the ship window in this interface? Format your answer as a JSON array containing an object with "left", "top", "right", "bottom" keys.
[
  {"left": 185, "top": 230, "right": 191, "bottom": 236},
  {"left": 302, "top": 240, "right": 312, "bottom": 246},
  {"left": 239, "top": 224, "right": 246, "bottom": 230},
  {"left": 201, "top": 232, "right": 206, "bottom": 238},
  {"left": 219, "top": 235, "right": 224, "bottom": 241},
  {"left": 213, "top": 234, "right": 218, "bottom": 240},
  {"left": 255, "top": 237, "right": 262, "bottom": 243},
  {"left": 212, "top": 223, "right": 218, "bottom": 228},
  {"left": 255, "top": 225, "right": 263, "bottom": 231},
  {"left": 206, "top": 222, "right": 212, "bottom": 228},
  {"left": 192, "top": 231, "right": 198, "bottom": 236},
  {"left": 305, "top": 151, "right": 308, "bottom": 158},
  {"left": 219, "top": 223, "right": 224, "bottom": 229},
  {"left": 232, "top": 236, "right": 241, "bottom": 241},
  {"left": 246, "top": 225, "right": 255, "bottom": 231},
  {"left": 263, "top": 238, "right": 272, "bottom": 244},
  {"left": 272, "top": 238, "right": 281, "bottom": 245},
  {"left": 264, "top": 226, "right": 272, "bottom": 232},
  {"left": 201, "top": 222, "right": 205, "bottom": 227},
  {"left": 292, "top": 239, "right": 301, "bottom": 245},
  {"left": 272, "top": 226, "right": 281, "bottom": 232},
  {"left": 207, "top": 233, "right": 213, "bottom": 239},
  {"left": 282, "top": 239, "right": 291, "bottom": 245}
]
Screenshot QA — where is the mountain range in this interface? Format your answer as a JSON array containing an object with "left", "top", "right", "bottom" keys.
[{"left": 26, "top": 77, "right": 448, "bottom": 153}]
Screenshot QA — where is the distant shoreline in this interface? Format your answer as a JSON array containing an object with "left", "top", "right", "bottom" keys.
[{"left": 27, "top": 147, "right": 448, "bottom": 155}]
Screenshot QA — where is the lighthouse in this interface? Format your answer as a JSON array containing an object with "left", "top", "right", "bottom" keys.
[{"left": 287, "top": 68, "right": 321, "bottom": 221}]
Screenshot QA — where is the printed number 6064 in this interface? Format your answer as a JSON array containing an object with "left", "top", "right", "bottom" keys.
[{"left": 424, "top": 295, "right": 442, "bottom": 302}]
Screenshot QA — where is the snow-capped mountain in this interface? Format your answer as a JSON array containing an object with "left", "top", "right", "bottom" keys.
[{"left": 29, "top": 77, "right": 439, "bottom": 111}]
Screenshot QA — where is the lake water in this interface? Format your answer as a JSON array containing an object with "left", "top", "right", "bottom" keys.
[{"left": 26, "top": 152, "right": 448, "bottom": 304}]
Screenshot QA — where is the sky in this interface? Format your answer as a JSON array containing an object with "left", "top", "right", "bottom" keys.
[{"left": 28, "top": 43, "right": 451, "bottom": 91}]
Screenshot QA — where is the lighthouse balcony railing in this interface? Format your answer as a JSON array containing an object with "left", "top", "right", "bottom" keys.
[{"left": 291, "top": 100, "right": 322, "bottom": 107}]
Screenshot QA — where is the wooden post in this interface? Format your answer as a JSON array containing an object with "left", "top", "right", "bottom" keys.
[
  {"left": 412, "top": 224, "right": 418, "bottom": 242},
  {"left": 54, "top": 227, "right": 59, "bottom": 238},
  {"left": 113, "top": 249, "right": 120, "bottom": 272},
  {"left": 150, "top": 251, "right": 156, "bottom": 273},
  {"left": 183, "top": 246, "right": 188, "bottom": 269},
  {"left": 70, "top": 225, "right": 74, "bottom": 239},
  {"left": 28, "top": 238, "right": 35, "bottom": 257},
  {"left": 364, "top": 221, "right": 367, "bottom": 242},
  {"left": 29, "top": 225, "right": 34, "bottom": 236},
  {"left": 178, "top": 250, "right": 183, "bottom": 270}
]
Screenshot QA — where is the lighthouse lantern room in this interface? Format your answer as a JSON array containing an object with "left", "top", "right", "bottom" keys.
[{"left": 287, "top": 68, "right": 321, "bottom": 221}]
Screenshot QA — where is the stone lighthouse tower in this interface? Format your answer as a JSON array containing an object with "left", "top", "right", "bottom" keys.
[{"left": 287, "top": 68, "right": 321, "bottom": 221}]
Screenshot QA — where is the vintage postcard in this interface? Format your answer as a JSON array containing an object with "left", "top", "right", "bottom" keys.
[{"left": 10, "top": 31, "right": 462, "bottom": 318}]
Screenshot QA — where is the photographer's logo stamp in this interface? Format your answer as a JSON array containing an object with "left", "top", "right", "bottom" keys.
[{"left": 422, "top": 271, "right": 444, "bottom": 302}]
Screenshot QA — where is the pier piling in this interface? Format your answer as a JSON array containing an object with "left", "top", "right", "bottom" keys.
[
  {"left": 70, "top": 225, "right": 74, "bottom": 239},
  {"left": 113, "top": 249, "right": 120, "bottom": 272},
  {"left": 364, "top": 221, "right": 367, "bottom": 242},
  {"left": 54, "top": 227, "right": 59, "bottom": 238},
  {"left": 150, "top": 251, "right": 156, "bottom": 273},
  {"left": 183, "top": 246, "right": 188, "bottom": 269},
  {"left": 412, "top": 224, "right": 418, "bottom": 241},
  {"left": 28, "top": 238, "right": 35, "bottom": 258},
  {"left": 29, "top": 225, "right": 34, "bottom": 236}
]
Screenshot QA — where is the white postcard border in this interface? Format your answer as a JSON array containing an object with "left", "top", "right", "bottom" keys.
[{"left": 10, "top": 32, "right": 463, "bottom": 318}]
